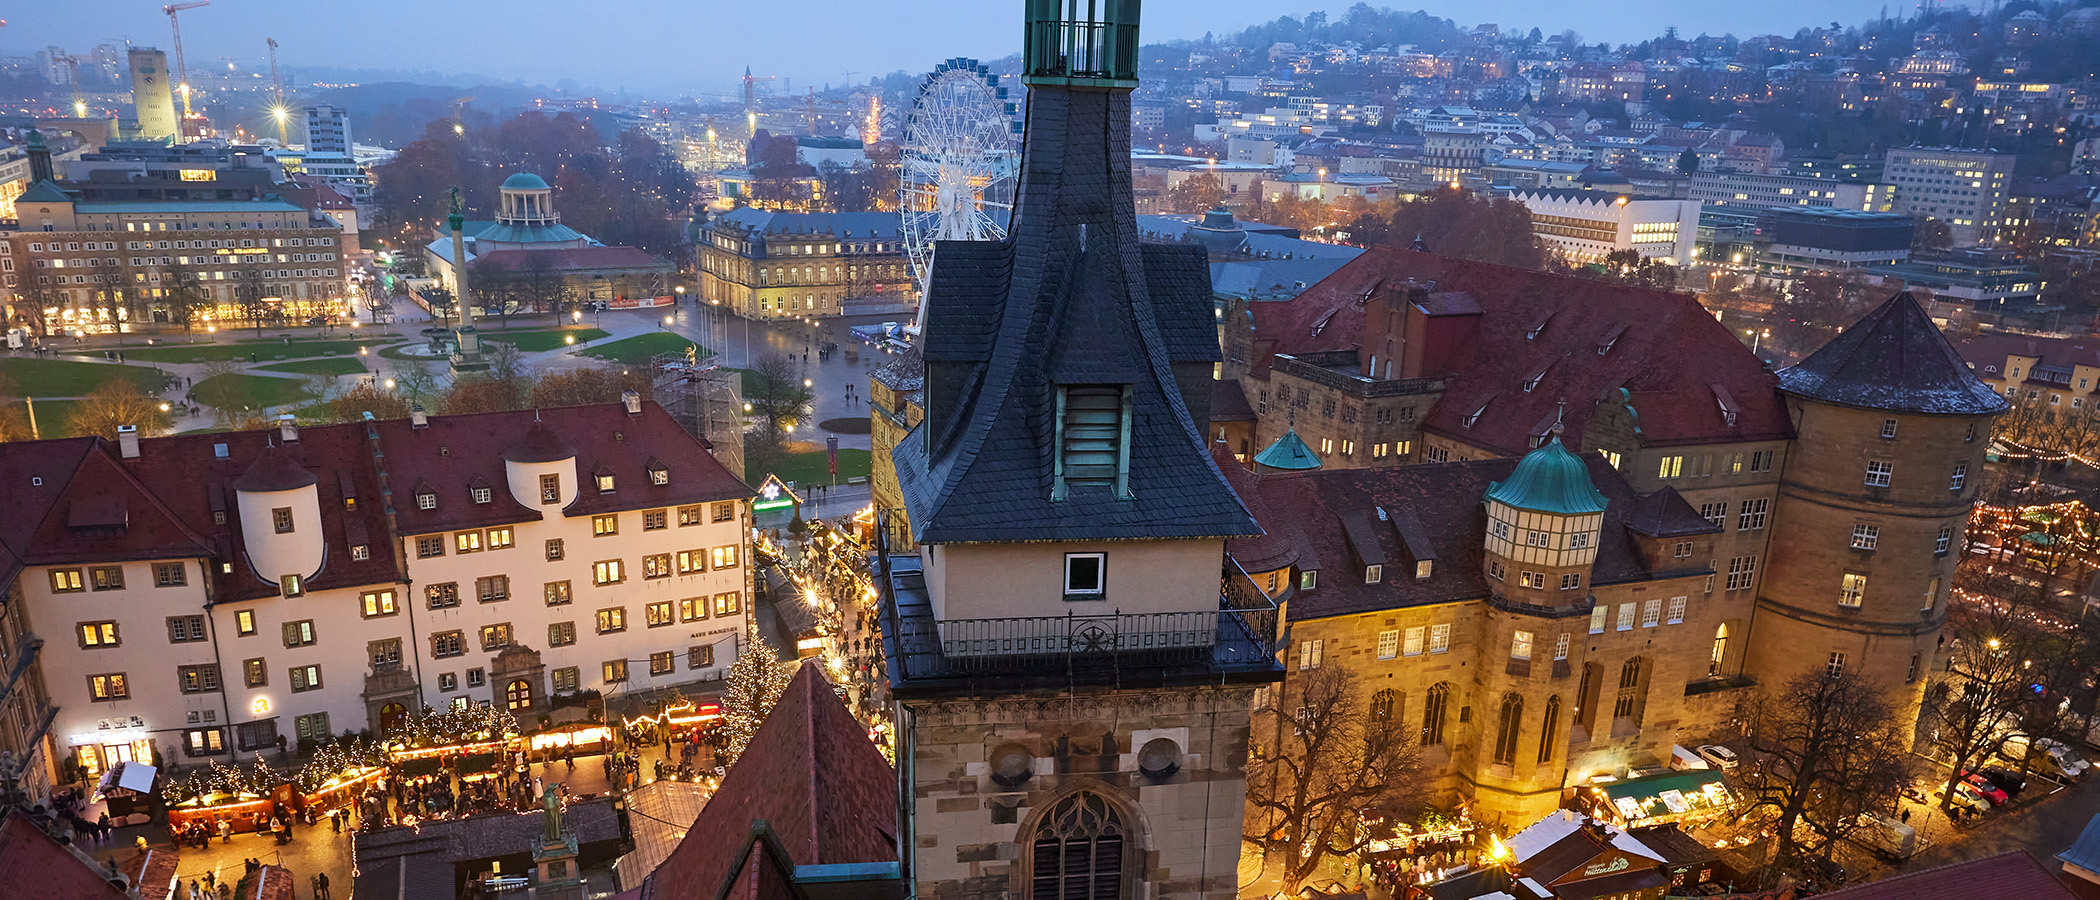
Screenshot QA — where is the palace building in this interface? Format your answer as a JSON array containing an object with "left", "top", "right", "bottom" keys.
[
  {"left": 1227, "top": 290, "right": 2002, "bottom": 825},
  {"left": 0, "top": 400, "right": 752, "bottom": 783}
]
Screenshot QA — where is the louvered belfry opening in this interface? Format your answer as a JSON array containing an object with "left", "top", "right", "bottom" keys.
[
  {"left": 1060, "top": 385, "right": 1124, "bottom": 488},
  {"left": 1030, "top": 792, "right": 1126, "bottom": 900}
]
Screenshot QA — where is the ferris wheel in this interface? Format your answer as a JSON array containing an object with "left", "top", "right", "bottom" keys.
[{"left": 899, "top": 58, "right": 1020, "bottom": 302}]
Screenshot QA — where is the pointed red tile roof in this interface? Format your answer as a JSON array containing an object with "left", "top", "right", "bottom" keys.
[
  {"left": 0, "top": 810, "right": 130, "bottom": 900},
  {"left": 642, "top": 662, "right": 897, "bottom": 899},
  {"left": 232, "top": 445, "right": 320, "bottom": 492}
]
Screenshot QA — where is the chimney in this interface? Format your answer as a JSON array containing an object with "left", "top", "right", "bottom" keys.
[
  {"left": 621, "top": 390, "right": 642, "bottom": 415},
  {"left": 410, "top": 405, "right": 429, "bottom": 429},
  {"left": 117, "top": 425, "right": 140, "bottom": 459},
  {"left": 278, "top": 414, "right": 298, "bottom": 443}
]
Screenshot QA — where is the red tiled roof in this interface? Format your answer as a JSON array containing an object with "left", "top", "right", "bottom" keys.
[
  {"left": 1234, "top": 453, "right": 1704, "bottom": 621},
  {"left": 643, "top": 662, "right": 897, "bottom": 899},
  {"left": 1957, "top": 333, "right": 2100, "bottom": 373},
  {"left": 377, "top": 403, "right": 753, "bottom": 535},
  {"left": 0, "top": 811, "right": 129, "bottom": 900},
  {"left": 1819, "top": 851, "right": 2079, "bottom": 900},
  {"left": 24, "top": 444, "right": 216, "bottom": 568},
  {"left": 1250, "top": 248, "right": 1792, "bottom": 455},
  {"left": 468, "top": 246, "right": 667, "bottom": 273}
]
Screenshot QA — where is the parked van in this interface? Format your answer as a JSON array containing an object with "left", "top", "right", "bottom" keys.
[
  {"left": 1670, "top": 745, "right": 1711, "bottom": 771},
  {"left": 1999, "top": 734, "right": 2091, "bottom": 779},
  {"left": 1853, "top": 813, "right": 1919, "bottom": 860}
]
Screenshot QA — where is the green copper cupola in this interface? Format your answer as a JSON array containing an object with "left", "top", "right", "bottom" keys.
[{"left": 1024, "top": 0, "right": 1142, "bottom": 87}]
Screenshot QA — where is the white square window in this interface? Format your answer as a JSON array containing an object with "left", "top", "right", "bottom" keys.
[
  {"left": 1936, "top": 526, "right": 1952, "bottom": 555},
  {"left": 1553, "top": 632, "right": 1570, "bottom": 660},
  {"left": 1950, "top": 463, "right": 1967, "bottom": 491},
  {"left": 1297, "top": 639, "right": 1324, "bottom": 670},
  {"left": 1589, "top": 606, "right": 1606, "bottom": 635},
  {"left": 1511, "top": 630, "right": 1533, "bottom": 660},
  {"left": 1403, "top": 627, "right": 1424, "bottom": 657},
  {"left": 1376, "top": 630, "right": 1399, "bottom": 660},
  {"left": 1560, "top": 573, "right": 1581, "bottom": 591},
  {"left": 1064, "top": 553, "right": 1105, "bottom": 598},
  {"left": 1851, "top": 524, "right": 1879, "bottom": 550},
  {"left": 1880, "top": 418, "right": 1898, "bottom": 439},
  {"left": 1428, "top": 624, "right": 1451, "bottom": 653},
  {"left": 1666, "top": 596, "right": 1686, "bottom": 624},
  {"left": 1641, "top": 599, "right": 1661, "bottom": 627},
  {"left": 1617, "top": 601, "right": 1635, "bottom": 631},
  {"left": 471, "top": 486, "right": 492, "bottom": 504},
  {"left": 1521, "top": 571, "right": 1545, "bottom": 589},
  {"left": 1864, "top": 460, "right": 1893, "bottom": 487},
  {"left": 1364, "top": 564, "right": 1382, "bottom": 584}
]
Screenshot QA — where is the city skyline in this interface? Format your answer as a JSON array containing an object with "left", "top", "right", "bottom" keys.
[{"left": 8, "top": 0, "right": 1917, "bottom": 98}]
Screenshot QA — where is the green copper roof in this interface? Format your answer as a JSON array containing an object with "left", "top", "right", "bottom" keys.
[
  {"left": 1484, "top": 435, "right": 1608, "bottom": 515},
  {"left": 17, "top": 180, "right": 70, "bottom": 204},
  {"left": 501, "top": 172, "right": 550, "bottom": 190},
  {"left": 1253, "top": 428, "right": 1322, "bottom": 470}
]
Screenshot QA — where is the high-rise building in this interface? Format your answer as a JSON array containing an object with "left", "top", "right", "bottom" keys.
[
  {"left": 35, "top": 47, "right": 73, "bottom": 86},
  {"left": 1884, "top": 147, "right": 2017, "bottom": 247},
  {"left": 129, "top": 49, "right": 178, "bottom": 143},
  {"left": 303, "top": 105, "right": 350, "bottom": 155},
  {"left": 877, "top": 1, "right": 1280, "bottom": 898}
]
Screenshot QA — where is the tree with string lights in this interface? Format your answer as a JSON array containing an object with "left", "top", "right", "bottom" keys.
[{"left": 720, "top": 629, "right": 797, "bottom": 765}]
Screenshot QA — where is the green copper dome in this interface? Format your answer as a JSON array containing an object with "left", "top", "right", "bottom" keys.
[
  {"left": 1485, "top": 436, "right": 1608, "bottom": 515},
  {"left": 501, "top": 172, "right": 550, "bottom": 190},
  {"left": 1253, "top": 428, "right": 1322, "bottom": 471}
]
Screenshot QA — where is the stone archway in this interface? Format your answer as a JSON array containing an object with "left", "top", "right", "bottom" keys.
[
  {"left": 491, "top": 645, "right": 547, "bottom": 714},
  {"left": 32, "top": 116, "right": 116, "bottom": 152},
  {"left": 362, "top": 665, "right": 417, "bottom": 735}
]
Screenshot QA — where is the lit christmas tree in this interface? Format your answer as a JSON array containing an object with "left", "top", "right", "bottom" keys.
[{"left": 719, "top": 628, "right": 796, "bottom": 764}]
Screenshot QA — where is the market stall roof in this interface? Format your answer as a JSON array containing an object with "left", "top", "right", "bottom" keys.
[
  {"left": 400, "top": 757, "right": 443, "bottom": 778},
  {"left": 102, "top": 761, "right": 156, "bottom": 795},
  {"left": 1599, "top": 770, "right": 1725, "bottom": 803},
  {"left": 457, "top": 753, "right": 498, "bottom": 777}
]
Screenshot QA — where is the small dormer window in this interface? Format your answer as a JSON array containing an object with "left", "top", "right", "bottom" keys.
[
  {"left": 471, "top": 486, "right": 492, "bottom": 504},
  {"left": 650, "top": 466, "right": 669, "bottom": 486},
  {"left": 596, "top": 473, "right": 616, "bottom": 492},
  {"left": 282, "top": 574, "right": 303, "bottom": 598},
  {"left": 1364, "top": 564, "right": 1383, "bottom": 584},
  {"left": 1301, "top": 570, "right": 1319, "bottom": 591},
  {"left": 351, "top": 544, "right": 370, "bottom": 561},
  {"left": 417, "top": 491, "right": 436, "bottom": 510},
  {"left": 1415, "top": 559, "right": 1433, "bottom": 580}
]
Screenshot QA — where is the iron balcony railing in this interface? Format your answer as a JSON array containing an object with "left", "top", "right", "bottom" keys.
[
  {"left": 888, "top": 563, "right": 1281, "bottom": 681},
  {"left": 1025, "top": 19, "right": 1140, "bottom": 81}
]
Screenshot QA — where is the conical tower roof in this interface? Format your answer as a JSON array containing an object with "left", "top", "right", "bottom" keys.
[
  {"left": 502, "top": 420, "right": 576, "bottom": 463},
  {"left": 233, "top": 445, "right": 318, "bottom": 493},
  {"left": 1485, "top": 435, "right": 1608, "bottom": 515},
  {"left": 1253, "top": 429, "right": 1321, "bottom": 471},
  {"left": 1775, "top": 291, "right": 2008, "bottom": 415}
]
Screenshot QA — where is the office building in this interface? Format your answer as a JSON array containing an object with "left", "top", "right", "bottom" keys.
[
  {"left": 303, "top": 105, "right": 351, "bottom": 155},
  {"left": 1884, "top": 147, "right": 2017, "bottom": 246},
  {"left": 1507, "top": 188, "right": 1700, "bottom": 264}
]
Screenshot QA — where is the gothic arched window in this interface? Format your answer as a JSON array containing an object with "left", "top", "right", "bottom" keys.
[
  {"left": 1422, "top": 683, "right": 1451, "bottom": 747},
  {"left": 1030, "top": 792, "right": 1124, "bottom": 900},
  {"left": 1370, "top": 689, "right": 1399, "bottom": 722},
  {"left": 1494, "top": 693, "right": 1524, "bottom": 765},
  {"left": 1538, "top": 695, "right": 1562, "bottom": 763}
]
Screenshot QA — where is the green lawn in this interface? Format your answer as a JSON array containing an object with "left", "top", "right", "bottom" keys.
[
  {"left": 258, "top": 358, "right": 370, "bottom": 376},
  {"left": 482, "top": 328, "right": 610, "bottom": 352},
  {"left": 0, "top": 358, "right": 169, "bottom": 396},
  {"left": 121, "top": 338, "right": 391, "bottom": 364},
  {"left": 762, "top": 448, "right": 871, "bottom": 487},
  {"left": 579, "top": 332, "right": 713, "bottom": 366},
  {"left": 18, "top": 398, "right": 82, "bottom": 438},
  {"left": 193, "top": 373, "right": 313, "bottom": 410}
]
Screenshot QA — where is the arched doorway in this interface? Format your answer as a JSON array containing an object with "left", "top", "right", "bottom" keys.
[
  {"left": 507, "top": 678, "right": 534, "bottom": 711},
  {"left": 379, "top": 702, "right": 407, "bottom": 735}
]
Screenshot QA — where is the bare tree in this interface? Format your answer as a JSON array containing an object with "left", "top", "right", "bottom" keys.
[
  {"left": 746, "top": 352, "right": 813, "bottom": 440},
  {"left": 395, "top": 362, "right": 440, "bottom": 407},
  {"left": 1736, "top": 670, "right": 1916, "bottom": 887},
  {"left": 157, "top": 259, "right": 209, "bottom": 332},
  {"left": 1922, "top": 589, "right": 2051, "bottom": 812},
  {"left": 67, "top": 381, "right": 170, "bottom": 439},
  {"left": 1243, "top": 665, "right": 1424, "bottom": 892},
  {"left": 326, "top": 382, "right": 411, "bottom": 423}
]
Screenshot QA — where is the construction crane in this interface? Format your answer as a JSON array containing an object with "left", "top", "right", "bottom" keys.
[
  {"left": 266, "top": 38, "right": 288, "bottom": 145},
  {"left": 164, "top": 0, "right": 211, "bottom": 139}
]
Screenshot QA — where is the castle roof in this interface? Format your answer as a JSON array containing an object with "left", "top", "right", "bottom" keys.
[
  {"left": 1485, "top": 435, "right": 1608, "bottom": 515},
  {"left": 1776, "top": 291, "right": 2008, "bottom": 415},
  {"left": 233, "top": 445, "right": 319, "bottom": 492},
  {"left": 1249, "top": 248, "right": 1792, "bottom": 455}
]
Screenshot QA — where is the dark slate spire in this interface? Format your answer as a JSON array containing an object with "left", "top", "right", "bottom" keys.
[
  {"left": 1775, "top": 291, "right": 2008, "bottom": 415},
  {"left": 895, "top": 0, "right": 1255, "bottom": 544}
]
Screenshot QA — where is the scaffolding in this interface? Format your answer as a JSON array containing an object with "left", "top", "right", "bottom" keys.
[{"left": 652, "top": 353, "right": 745, "bottom": 481}]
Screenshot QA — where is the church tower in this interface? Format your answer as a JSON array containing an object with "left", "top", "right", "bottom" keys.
[
  {"left": 878, "top": 1, "right": 1282, "bottom": 898},
  {"left": 1744, "top": 292, "right": 2006, "bottom": 708}
]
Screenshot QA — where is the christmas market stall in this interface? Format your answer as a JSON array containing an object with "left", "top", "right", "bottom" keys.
[
  {"left": 162, "top": 760, "right": 282, "bottom": 832},
  {"left": 96, "top": 760, "right": 158, "bottom": 825},
  {"left": 292, "top": 739, "right": 386, "bottom": 815},
  {"left": 1578, "top": 770, "right": 1737, "bottom": 829},
  {"left": 455, "top": 752, "right": 501, "bottom": 783},
  {"left": 385, "top": 704, "right": 523, "bottom": 777}
]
